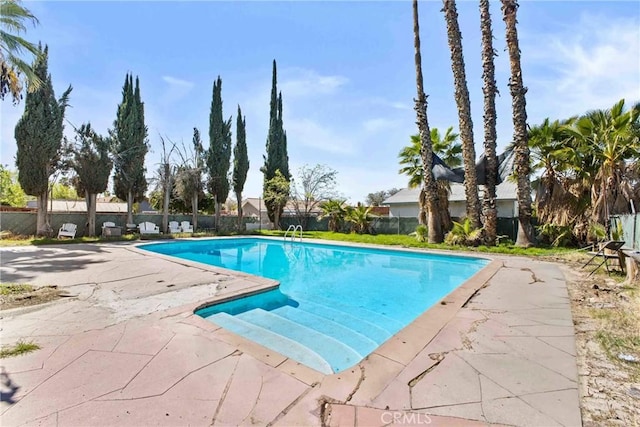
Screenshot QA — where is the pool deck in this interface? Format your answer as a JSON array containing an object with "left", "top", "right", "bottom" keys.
[{"left": 0, "top": 239, "right": 581, "bottom": 426}]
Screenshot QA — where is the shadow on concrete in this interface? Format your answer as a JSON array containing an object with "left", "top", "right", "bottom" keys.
[
  {"left": 0, "top": 245, "right": 109, "bottom": 283},
  {"left": 0, "top": 368, "right": 20, "bottom": 405}
]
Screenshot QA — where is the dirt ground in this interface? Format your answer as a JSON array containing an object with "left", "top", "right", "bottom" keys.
[
  {"left": 556, "top": 256, "right": 640, "bottom": 426},
  {"left": 0, "top": 286, "right": 66, "bottom": 311}
]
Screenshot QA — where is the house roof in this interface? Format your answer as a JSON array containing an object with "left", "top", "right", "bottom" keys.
[
  {"left": 26, "top": 200, "right": 129, "bottom": 213},
  {"left": 383, "top": 181, "right": 518, "bottom": 205}
]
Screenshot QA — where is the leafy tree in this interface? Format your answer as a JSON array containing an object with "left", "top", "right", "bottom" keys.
[
  {"left": 69, "top": 123, "right": 113, "bottom": 236},
  {"left": 502, "top": 0, "right": 535, "bottom": 247},
  {"left": 443, "top": 0, "right": 481, "bottom": 228},
  {"left": 263, "top": 169, "right": 289, "bottom": 230},
  {"left": 51, "top": 181, "right": 81, "bottom": 200},
  {"left": 291, "top": 164, "right": 340, "bottom": 228},
  {"left": 365, "top": 188, "right": 400, "bottom": 207},
  {"left": 14, "top": 44, "right": 71, "bottom": 235},
  {"left": 318, "top": 199, "right": 347, "bottom": 232},
  {"left": 261, "top": 60, "right": 290, "bottom": 225},
  {"left": 480, "top": 0, "right": 499, "bottom": 245},
  {"left": 206, "top": 76, "right": 232, "bottom": 231},
  {"left": 112, "top": 73, "right": 148, "bottom": 225},
  {"left": 0, "top": 165, "right": 27, "bottom": 206},
  {"left": 412, "top": 0, "right": 442, "bottom": 243},
  {"left": 232, "top": 105, "right": 249, "bottom": 230},
  {"left": 175, "top": 127, "right": 205, "bottom": 229},
  {"left": 0, "top": 0, "right": 42, "bottom": 103}
]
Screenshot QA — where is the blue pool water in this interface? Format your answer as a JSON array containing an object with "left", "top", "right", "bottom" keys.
[{"left": 141, "top": 238, "right": 488, "bottom": 374}]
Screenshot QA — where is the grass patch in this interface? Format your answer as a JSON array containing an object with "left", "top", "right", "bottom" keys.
[
  {"left": 0, "top": 340, "right": 40, "bottom": 358},
  {"left": 261, "top": 230, "right": 577, "bottom": 257},
  {"left": 0, "top": 283, "right": 35, "bottom": 295}
]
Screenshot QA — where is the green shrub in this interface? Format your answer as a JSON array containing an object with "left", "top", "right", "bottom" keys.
[{"left": 414, "top": 224, "right": 428, "bottom": 242}]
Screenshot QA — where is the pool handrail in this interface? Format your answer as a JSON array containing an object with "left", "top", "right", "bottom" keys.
[{"left": 284, "top": 224, "right": 303, "bottom": 241}]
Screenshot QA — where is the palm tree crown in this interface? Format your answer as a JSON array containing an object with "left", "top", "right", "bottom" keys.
[{"left": 0, "top": 0, "right": 41, "bottom": 103}]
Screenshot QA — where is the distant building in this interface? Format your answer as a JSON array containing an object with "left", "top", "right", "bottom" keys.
[
  {"left": 383, "top": 181, "right": 518, "bottom": 218},
  {"left": 242, "top": 198, "right": 323, "bottom": 218}
]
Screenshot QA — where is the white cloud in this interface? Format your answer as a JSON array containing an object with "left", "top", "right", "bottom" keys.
[
  {"left": 280, "top": 68, "right": 349, "bottom": 98},
  {"left": 162, "top": 76, "right": 194, "bottom": 89},
  {"left": 524, "top": 13, "right": 640, "bottom": 120},
  {"left": 362, "top": 118, "right": 403, "bottom": 133}
]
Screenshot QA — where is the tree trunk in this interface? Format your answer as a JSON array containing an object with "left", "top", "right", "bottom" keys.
[
  {"left": 413, "top": 0, "right": 443, "bottom": 243},
  {"left": 127, "top": 190, "right": 134, "bottom": 225},
  {"left": 274, "top": 208, "right": 281, "bottom": 231},
  {"left": 443, "top": 0, "right": 481, "bottom": 228},
  {"left": 480, "top": 0, "right": 498, "bottom": 246},
  {"left": 215, "top": 196, "right": 221, "bottom": 232},
  {"left": 86, "top": 191, "right": 97, "bottom": 237},
  {"left": 418, "top": 187, "right": 427, "bottom": 226},
  {"left": 191, "top": 194, "right": 198, "bottom": 231},
  {"left": 437, "top": 181, "right": 452, "bottom": 233},
  {"left": 236, "top": 191, "right": 244, "bottom": 231},
  {"left": 36, "top": 192, "right": 49, "bottom": 236},
  {"left": 502, "top": 0, "right": 535, "bottom": 247}
]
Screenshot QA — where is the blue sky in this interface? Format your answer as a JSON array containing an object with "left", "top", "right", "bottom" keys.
[{"left": 1, "top": 1, "right": 639, "bottom": 204}]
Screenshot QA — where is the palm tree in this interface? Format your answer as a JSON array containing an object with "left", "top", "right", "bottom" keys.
[
  {"left": 412, "top": 0, "right": 443, "bottom": 243},
  {"left": 565, "top": 100, "right": 640, "bottom": 225},
  {"left": 442, "top": 0, "right": 481, "bottom": 228},
  {"left": 479, "top": 0, "right": 498, "bottom": 245},
  {"left": 345, "top": 204, "right": 375, "bottom": 234},
  {"left": 318, "top": 199, "right": 346, "bottom": 232},
  {"left": 528, "top": 117, "right": 579, "bottom": 226},
  {"left": 0, "top": 0, "right": 42, "bottom": 103},
  {"left": 501, "top": 0, "right": 535, "bottom": 247},
  {"left": 399, "top": 127, "right": 461, "bottom": 230}
]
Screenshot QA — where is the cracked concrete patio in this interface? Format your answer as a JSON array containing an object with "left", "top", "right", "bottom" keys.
[{"left": 0, "top": 239, "right": 582, "bottom": 426}]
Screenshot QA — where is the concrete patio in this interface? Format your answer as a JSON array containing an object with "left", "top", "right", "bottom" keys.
[{"left": 0, "top": 239, "right": 582, "bottom": 426}]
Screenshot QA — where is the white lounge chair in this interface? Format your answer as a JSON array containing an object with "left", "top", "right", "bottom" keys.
[
  {"left": 58, "top": 223, "right": 77, "bottom": 239},
  {"left": 138, "top": 222, "right": 160, "bottom": 235},
  {"left": 180, "top": 221, "right": 194, "bottom": 233},
  {"left": 168, "top": 221, "right": 181, "bottom": 233}
]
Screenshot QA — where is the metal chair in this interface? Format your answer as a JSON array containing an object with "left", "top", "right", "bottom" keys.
[{"left": 582, "top": 240, "right": 626, "bottom": 276}]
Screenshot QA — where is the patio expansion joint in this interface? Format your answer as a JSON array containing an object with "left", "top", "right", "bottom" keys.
[
  {"left": 3, "top": 347, "right": 93, "bottom": 408},
  {"left": 239, "top": 374, "right": 265, "bottom": 425},
  {"left": 265, "top": 382, "right": 319, "bottom": 427},
  {"left": 210, "top": 351, "right": 242, "bottom": 426}
]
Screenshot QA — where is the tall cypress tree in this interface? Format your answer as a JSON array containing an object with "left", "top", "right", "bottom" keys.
[
  {"left": 206, "top": 76, "right": 232, "bottom": 231},
  {"left": 261, "top": 60, "right": 290, "bottom": 227},
  {"left": 232, "top": 105, "right": 249, "bottom": 230},
  {"left": 112, "top": 73, "right": 148, "bottom": 225},
  {"left": 15, "top": 44, "right": 72, "bottom": 235}
]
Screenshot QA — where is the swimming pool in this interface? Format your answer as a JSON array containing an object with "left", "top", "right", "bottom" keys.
[{"left": 141, "top": 238, "right": 488, "bottom": 374}]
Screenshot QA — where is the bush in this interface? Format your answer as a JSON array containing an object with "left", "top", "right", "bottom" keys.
[{"left": 414, "top": 224, "right": 428, "bottom": 242}]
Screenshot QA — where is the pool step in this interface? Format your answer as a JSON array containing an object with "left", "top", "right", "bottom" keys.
[
  {"left": 272, "top": 305, "right": 379, "bottom": 356},
  {"left": 299, "top": 293, "right": 407, "bottom": 334},
  {"left": 237, "top": 309, "right": 363, "bottom": 372},
  {"left": 206, "top": 312, "right": 332, "bottom": 374}
]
